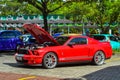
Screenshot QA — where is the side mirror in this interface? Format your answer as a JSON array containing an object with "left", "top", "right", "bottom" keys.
[{"left": 67, "top": 42, "right": 76, "bottom": 46}]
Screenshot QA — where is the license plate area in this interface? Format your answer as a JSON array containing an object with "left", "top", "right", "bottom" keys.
[{"left": 16, "top": 54, "right": 24, "bottom": 61}]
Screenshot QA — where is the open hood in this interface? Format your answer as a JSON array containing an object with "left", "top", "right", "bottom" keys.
[{"left": 23, "top": 23, "right": 60, "bottom": 46}]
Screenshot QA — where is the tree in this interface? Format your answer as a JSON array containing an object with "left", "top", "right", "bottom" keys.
[
  {"left": 0, "top": 1, "right": 40, "bottom": 16},
  {"left": 16, "top": 0, "right": 72, "bottom": 32},
  {"left": 64, "top": 0, "right": 120, "bottom": 34},
  {"left": 94, "top": 0, "right": 120, "bottom": 33}
]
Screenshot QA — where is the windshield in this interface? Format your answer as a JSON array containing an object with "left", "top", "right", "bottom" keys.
[
  {"left": 90, "top": 35, "right": 105, "bottom": 41},
  {"left": 56, "top": 36, "right": 70, "bottom": 45},
  {"left": 109, "top": 36, "right": 118, "bottom": 42}
]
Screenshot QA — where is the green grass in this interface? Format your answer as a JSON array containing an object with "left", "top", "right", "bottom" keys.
[{"left": 113, "top": 49, "right": 120, "bottom": 54}]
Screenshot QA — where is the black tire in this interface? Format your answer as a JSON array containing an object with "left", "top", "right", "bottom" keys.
[
  {"left": 92, "top": 51, "right": 105, "bottom": 65},
  {"left": 42, "top": 52, "right": 58, "bottom": 69}
]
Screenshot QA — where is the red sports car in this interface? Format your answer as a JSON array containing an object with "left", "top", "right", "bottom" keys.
[{"left": 15, "top": 23, "right": 112, "bottom": 69}]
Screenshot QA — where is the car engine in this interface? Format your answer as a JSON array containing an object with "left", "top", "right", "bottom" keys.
[{"left": 21, "top": 41, "right": 56, "bottom": 50}]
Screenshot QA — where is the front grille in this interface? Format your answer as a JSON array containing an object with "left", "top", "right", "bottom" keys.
[{"left": 18, "top": 48, "right": 29, "bottom": 54}]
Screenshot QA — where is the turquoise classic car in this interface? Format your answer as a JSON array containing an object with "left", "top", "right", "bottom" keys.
[{"left": 90, "top": 34, "right": 120, "bottom": 50}]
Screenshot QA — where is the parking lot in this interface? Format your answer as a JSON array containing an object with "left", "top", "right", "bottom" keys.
[{"left": 0, "top": 51, "right": 120, "bottom": 80}]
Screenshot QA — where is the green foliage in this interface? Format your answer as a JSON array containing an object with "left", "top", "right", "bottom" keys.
[
  {"left": 0, "top": 1, "right": 40, "bottom": 16},
  {"left": 61, "top": 0, "right": 120, "bottom": 34},
  {"left": 113, "top": 49, "right": 120, "bottom": 54},
  {"left": 0, "top": 0, "right": 120, "bottom": 33}
]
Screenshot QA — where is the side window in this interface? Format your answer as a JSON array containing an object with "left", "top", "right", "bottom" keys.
[
  {"left": 0, "top": 32, "right": 8, "bottom": 38},
  {"left": 109, "top": 36, "right": 118, "bottom": 42},
  {"left": 70, "top": 37, "right": 87, "bottom": 45},
  {"left": 7, "top": 32, "right": 16, "bottom": 38},
  {"left": 0, "top": 32, "right": 16, "bottom": 38}
]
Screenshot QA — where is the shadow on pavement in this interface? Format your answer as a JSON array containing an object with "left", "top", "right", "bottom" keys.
[
  {"left": 62, "top": 65, "right": 120, "bottom": 80},
  {"left": 3, "top": 61, "right": 92, "bottom": 69},
  {"left": 3, "top": 62, "right": 43, "bottom": 69},
  {"left": 0, "top": 51, "right": 16, "bottom": 56}
]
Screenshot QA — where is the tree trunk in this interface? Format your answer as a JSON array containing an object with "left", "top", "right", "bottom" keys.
[{"left": 43, "top": 13, "right": 49, "bottom": 32}]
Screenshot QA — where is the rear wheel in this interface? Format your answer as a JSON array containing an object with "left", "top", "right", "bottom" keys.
[
  {"left": 93, "top": 51, "right": 105, "bottom": 65},
  {"left": 42, "top": 52, "right": 58, "bottom": 69}
]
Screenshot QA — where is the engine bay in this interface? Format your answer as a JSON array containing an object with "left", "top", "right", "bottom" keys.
[{"left": 21, "top": 41, "right": 56, "bottom": 50}]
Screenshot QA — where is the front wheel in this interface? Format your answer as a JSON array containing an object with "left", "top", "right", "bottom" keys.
[
  {"left": 92, "top": 51, "right": 105, "bottom": 65},
  {"left": 42, "top": 52, "right": 58, "bottom": 69}
]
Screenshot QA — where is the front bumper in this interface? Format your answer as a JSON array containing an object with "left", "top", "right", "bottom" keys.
[{"left": 15, "top": 53, "right": 42, "bottom": 65}]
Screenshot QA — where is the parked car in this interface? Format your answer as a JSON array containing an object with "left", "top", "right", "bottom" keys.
[
  {"left": 0, "top": 30, "right": 23, "bottom": 51},
  {"left": 15, "top": 24, "right": 112, "bottom": 69},
  {"left": 90, "top": 34, "right": 120, "bottom": 50},
  {"left": 52, "top": 32, "right": 63, "bottom": 38},
  {"left": 16, "top": 34, "right": 37, "bottom": 51}
]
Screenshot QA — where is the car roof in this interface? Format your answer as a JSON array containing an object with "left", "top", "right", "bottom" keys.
[
  {"left": 61, "top": 33, "right": 81, "bottom": 36},
  {"left": 60, "top": 35, "right": 89, "bottom": 39},
  {"left": 91, "top": 34, "right": 114, "bottom": 36},
  {"left": 0, "top": 30, "right": 20, "bottom": 32},
  {"left": 0, "top": 30, "right": 22, "bottom": 35},
  {"left": 0, "top": 30, "right": 7, "bottom": 32},
  {"left": 22, "top": 34, "right": 31, "bottom": 36}
]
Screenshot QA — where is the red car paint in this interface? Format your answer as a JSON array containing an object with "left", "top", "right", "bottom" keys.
[{"left": 15, "top": 23, "right": 112, "bottom": 69}]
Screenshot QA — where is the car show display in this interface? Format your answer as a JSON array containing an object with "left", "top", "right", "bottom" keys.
[{"left": 15, "top": 23, "right": 112, "bottom": 69}]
